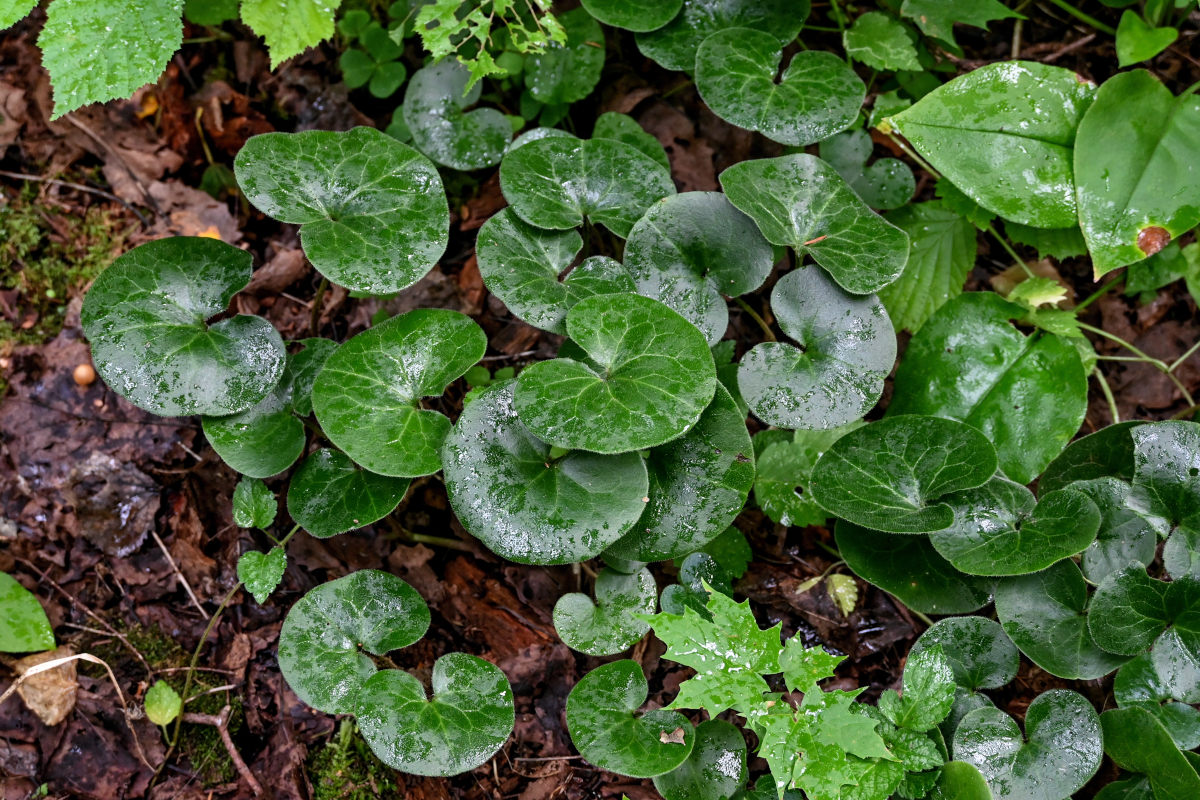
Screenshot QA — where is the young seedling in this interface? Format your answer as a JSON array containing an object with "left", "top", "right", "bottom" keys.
[{"left": 553, "top": 567, "right": 657, "bottom": 656}]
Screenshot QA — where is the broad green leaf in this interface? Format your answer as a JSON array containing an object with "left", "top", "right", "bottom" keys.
[
  {"left": 312, "top": 309, "right": 486, "bottom": 477},
  {"left": 911, "top": 617, "right": 1018, "bottom": 691},
  {"left": 836, "top": 521, "right": 992, "bottom": 615},
  {"left": 442, "top": 381, "right": 648, "bottom": 564},
  {"left": 940, "top": 688, "right": 995, "bottom": 746},
  {"left": 237, "top": 547, "right": 286, "bottom": 605},
  {"left": 779, "top": 641, "right": 843, "bottom": 694},
  {"left": 721, "top": 154, "right": 910, "bottom": 295},
  {"left": 514, "top": 293, "right": 716, "bottom": 454},
  {"left": 39, "top": 0, "right": 183, "bottom": 119},
  {"left": 1115, "top": 11, "right": 1178, "bottom": 67},
  {"left": 930, "top": 761, "right": 994, "bottom": 800},
  {"left": 554, "top": 567, "right": 657, "bottom": 656},
  {"left": 623, "top": 192, "right": 773, "bottom": 345},
  {"left": 1039, "top": 420, "right": 1144, "bottom": 494},
  {"left": 636, "top": 0, "right": 808, "bottom": 72},
  {"left": 144, "top": 681, "right": 182, "bottom": 726},
  {"left": 1115, "top": 653, "right": 1200, "bottom": 750},
  {"left": 1004, "top": 221, "right": 1088, "bottom": 261},
  {"left": 1073, "top": 477, "right": 1164, "bottom": 584},
  {"left": 1129, "top": 422, "right": 1200, "bottom": 577},
  {"left": 355, "top": 654, "right": 514, "bottom": 776},
  {"left": 402, "top": 59, "right": 512, "bottom": 170},
  {"left": 695, "top": 28, "right": 863, "bottom": 147},
  {"left": 499, "top": 136, "right": 676, "bottom": 237},
  {"left": 880, "top": 202, "right": 976, "bottom": 333},
  {"left": 235, "top": 128, "right": 449, "bottom": 294},
  {"left": 0, "top": 0, "right": 36, "bottom": 29},
  {"left": 819, "top": 129, "right": 916, "bottom": 210},
  {"left": 593, "top": 112, "right": 670, "bottom": 168},
  {"left": 843, "top": 12, "right": 921, "bottom": 71},
  {"left": 809, "top": 415, "right": 998, "bottom": 534},
  {"left": 280, "top": 337, "right": 337, "bottom": 418},
  {"left": 0, "top": 572, "right": 55, "bottom": 653},
  {"left": 753, "top": 425, "right": 864, "bottom": 529},
  {"left": 566, "top": 660, "right": 695, "bottom": 778},
  {"left": 506, "top": 126, "right": 576, "bottom": 153},
  {"left": 653, "top": 719, "right": 747, "bottom": 800},
  {"left": 286, "top": 449, "right": 411, "bottom": 539},
  {"left": 929, "top": 479, "right": 1100, "bottom": 576},
  {"left": 605, "top": 383, "right": 754, "bottom": 562},
  {"left": 889, "top": 292, "right": 1088, "bottom": 484},
  {"left": 995, "top": 559, "right": 1129, "bottom": 680},
  {"left": 1125, "top": 242, "right": 1190, "bottom": 296},
  {"left": 954, "top": 690, "right": 1102, "bottom": 800},
  {"left": 581, "top": 0, "right": 682, "bottom": 32},
  {"left": 525, "top": 8, "right": 604, "bottom": 105},
  {"left": 277, "top": 570, "right": 429, "bottom": 714},
  {"left": 737, "top": 266, "right": 896, "bottom": 430},
  {"left": 878, "top": 644, "right": 956, "bottom": 732},
  {"left": 81, "top": 237, "right": 285, "bottom": 417},
  {"left": 232, "top": 478, "right": 277, "bottom": 529},
  {"left": 883, "top": 62, "right": 1096, "bottom": 228},
  {"left": 660, "top": 553, "right": 725, "bottom": 617},
  {"left": 1101, "top": 706, "right": 1200, "bottom": 800},
  {"left": 241, "top": 0, "right": 339, "bottom": 65},
  {"left": 475, "top": 208, "right": 633, "bottom": 335},
  {"left": 899, "top": 0, "right": 1021, "bottom": 52},
  {"left": 693, "top": 526, "right": 752, "bottom": 581},
  {"left": 1074, "top": 71, "right": 1200, "bottom": 276},
  {"left": 1093, "top": 775, "right": 1155, "bottom": 800}
]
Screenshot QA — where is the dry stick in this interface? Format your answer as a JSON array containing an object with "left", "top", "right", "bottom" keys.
[
  {"left": 1041, "top": 33, "right": 1097, "bottom": 63},
  {"left": 61, "top": 115, "right": 162, "bottom": 216},
  {"left": 181, "top": 706, "right": 264, "bottom": 796},
  {"left": 0, "top": 169, "right": 150, "bottom": 227},
  {"left": 150, "top": 530, "right": 208, "bottom": 619}
]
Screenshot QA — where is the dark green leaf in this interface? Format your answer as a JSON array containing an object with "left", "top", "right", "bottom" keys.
[
  {"left": 286, "top": 449, "right": 411, "bottom": 539},
  {"left": 525, "top": 8, "right": 605, "bottom": 105},
  {"left": 1073, "top": 477, "right": 1164, "bottom": 584},
  {"left": 1004, "top": 222, "right": 1088, "bottom": 261},
  {"left": 1115, "top": 653, "right": 1200, "bottom": 750},
  {"left": 820, "top": 128, "right": 916, "bottom": 210},
  {"left": 636, "top": 0, "right": 808, "bottom": 72},
  {"left": 1101, "top": 706, "right": 1200, "bottom": 800},
  {"left": 652, "top": 719, "right": 747, "bottom": 800},
  {"left": 0, "top": 572, "right": 55, "bottom": 653},
  {"left": 930, "top": 761, "right": 994, "bottom": 800},
  {"left": 232, "top": 477, "right": 277, "bottom": 529},
  {"left": 554, "top": 567, "right": 657, "bottom": 656},
  {"left": 880, "top": 202, "right": 976, "bottom": 333},
  {"left": 911, "top": 617, "right": 1018, "bottom": 691},
  {"left": 237, "top": 547, "right": 286, "bottom": 604},
  {"left": 580, "top": 0, "right": 682, "bottom": 32},
  {"left": 1039, "top": 421, "right": 1144, "bottom": 494},
  {"left": 592, "top": 112, "right": 670, "bottom": 168},
  {"left": 402, "top": 60, "right": 511, "bottom": 170},
  {"left": 1130, "top": 421, "right": 1200, "bottom": 576}
]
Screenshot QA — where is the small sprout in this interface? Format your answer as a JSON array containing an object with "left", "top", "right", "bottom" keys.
[{"left": 144, "top": 681, "right": 182, "bottom": 727}]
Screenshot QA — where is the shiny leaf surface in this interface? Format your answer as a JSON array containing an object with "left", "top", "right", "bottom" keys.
[
  {"left": 554, "top": 567, "right": 657, "bottom": 656},
  {"left": 286, "top": 449, "right": 411, "bottom": 540}
]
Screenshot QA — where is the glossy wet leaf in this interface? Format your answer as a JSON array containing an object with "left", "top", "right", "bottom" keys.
[
  {"left": 660, "top": 553, "right": 731, "bottom": 617},
  {"left": 1075, "top": 70, "right": 1200, "bottom": 276},
  {"left": 819, "top": 129, "right": 915, "bottom": 211},
  {"left": 737, "top": 266, "right": 896, "bottom": 430},
  {"left": 401, "top": 60, "right": 511, "bottom": 170},
  {"left": 81, "top": 237, "right": 285, "bottom": 417},
  {"left": 883, "top": 61, "right": 1096, "bottom": 228},
  {"left": 286, "top": 449, "right": 411, "bottom": 539},
  {"left": 1115, "top": 653, "right": 1200, "bottom": 750},
  {"left": 878, "top": 644, "right": 957, "bottom": 733},
  {"left": 605, "top": 384, "right": 754, "bottom": 562},
  {"left": 911, "top": 617, "right": 1018, "bottom": 691},
  {"left": 593, "top": 112, "right": 670, "bottom": 169},
  {"left": 836, "top": 521, "right": 992, "bottom": 615},
  {"left": 580, "top": 0, "right": 682, "bottom": 32},
  {"left": 475, "top": 208, "right": 633, "bottom": 335},
  {"left": 566, "top": 659, "right": 695, "bottom": 778},
  {"left": 277, "top": 570, "right": 430, "bottom": 714},
  {"left": 1073, "top": 478, "right": 1164, "bottom": 584},
  {"left": 695, "top": 29, "right": 863, "bottom": 147},
  {"left": 653, "top": 719, "right": 747, "bottom": 800},
  {"left": 554, "top": 567, "right": 657, "bottom": 656},
  {"left": 235, "top": 128, "right": 449, "bottom": 293},
  {"left": 1101, "top": 706, "right": 1200, "bottom": 799},
  {"left": 499, "top": 136, "right": 676, "bottom": 237},
  {"left": 525, "top": 8, "right": 604, "bottom": 105},
  {"left": 144, "top": 680, "right": 182, "bottom": 726},
  {"left": 995, "top": 559, "right": 1129, "bottom": 680},
  {"left": 0, "top": 0, "right": 36, "bottom": 29},
  {"left": 931, "top": 761, "right": 994, "bottom": 800},
  {"left": 843, "top": 11, "right": 921, "bottom": 72},
  {"left": 720, "top": 154, "right": 910, "bottom": 295},
  {"left": 879, "top": 202, "right": 976, "bottom": 333},
  {"left": 1039, "top": 420, "right": 1144, "bottom": 494},
  {"left": 237, "top": 547, "right": 286, "bottom": 605},
  {"left": 889, "top": 292, "right": 1088, "bottom": 484},
  {"left": 753, "top": 424, "right": 862, "bottom": 529},
  {"left": 623, "top": 192, "right": 773, "bottom": 345},
  {"left": 809, "top": 415, "right": 999, "bottom": 534},
  {"left": 281, "top": 337, "right": 337, "bottom": 418},
  {"left": 232, "top": 478, "right": 276, "bottom": 529},
  {"left": 313, "top": 309, "right": 486, "bottom": 477},
  {"left": 442, "top": 381, "right": 648, "bottom": 564},
  {"left": 0, "top": 572, "right": 55, "bottom": 653},
  {"left": 1130, "top": 422, "right": 1200, "bottom": 578},
  {"left": 514, "top": 293, "right": 716, "bottom": 454},
  {"left": 356, "top": 653, "right": 514, "bottom": 776},
  {"left": 636, "top": 0, "right": 808, "bottom": 72},
  {"left": 954, "top": 690, "right": 1102, "bottom": 800}
]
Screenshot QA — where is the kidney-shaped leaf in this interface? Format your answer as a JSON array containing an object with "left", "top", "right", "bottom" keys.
[
  {"left": 1038, "top": 421, "right": 1143, "bottom": 494},
  {"left": 567, "top": 659, "right": 695, "bottom": 777},
  {"left": 235, "top": 128, "right": 449, "bottom": 294},
  {"left": 653, "top": 719, "right": 747, "bottom": 800},
  {"left": 525, "top": 8, "right": 605, "bottom": 105},
  {"left": 514, "top": 293, "right": 716, "bottom": 453},
  {"left": 401, "top": 60, "right": 511, "bottom": 170},
  {"left": 442, "top": 381, "right": 648, "bottom": 564},
  {"left": 1101, "top": 706, "right": 1200, "bottom": 799},
  {"left": 593, "top": 112, "right": 670, "bottom": 168},
  {"left": 636, "top": 0, "right": 808, "bottom": 72},
  {"left": 277, "top": 570, "right": 430, "bottom": 714},
  {"left": 721, "top": 154, "right": 910, "bottom": 295},
  {"left": 286, "top": 449, "right": 411, "bottom": 539},
  {"left": 932, "top": 761, "right": 994, "bottom": 800},
  {"left": 0, "top": 572, "right": 55, "bottom": 653},
  {"left": 1115, "top": 653, "right": 1200, "bottom": 751},
  {"left": 313, "top": 309, "right": 486, "bottom": 477},
  {"left": 356, "top": 653, "right": 514, "bottom": 776},
  {"left": 554, "top": 567, "right": 657, "bottom": 656},
  {"left": 809, "top": 415, "right": 998, "bottom": 533},
  {"left": 1073, "top": 477, "right": 1164, "bottom": 584},
  {"left": 1130, "top": 421, "right": 1200, "bottom": 579},
  {"left": 911, "top": 617, "right": 1019, "bottom": 691},
  {"left": 581, "top": 0, "right": 682, "bottom": 32},
  {"left": 738, "top": 266, "right": 896, "bottom": 430}
]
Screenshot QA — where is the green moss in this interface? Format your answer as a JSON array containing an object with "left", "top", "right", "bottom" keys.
[{"left": 307, "top": 719, "right": 400, "bottom": 800}]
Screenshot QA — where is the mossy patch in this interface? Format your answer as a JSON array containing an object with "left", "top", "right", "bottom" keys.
[{"left": 307, "top": 719, "right": 400, "bottom": 800}]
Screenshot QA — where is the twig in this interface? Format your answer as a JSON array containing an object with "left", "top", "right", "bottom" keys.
[
  {"left": 181, "top": 706, "right": 263, "bottom": 796},
  {"left": 1169, "top": 339, "right": 1200, "bottom": 373},
  {"left": 0, "top": 169, "right": 150, "bottom": 227},
  {"left": 150, "top": 530, "right": 208, "bottom": 619},
  {"left": 309, "top": 276, "right": 330, "bottom": 337},
  {"left": 169, "top": 583, "right": 242, "bottom": 750},
  {"left": 1041, "top": 33, "right": 1097, "bottom": 62},
  {"left": 60, "top": 116, "right": 162, "bottom": 215}
]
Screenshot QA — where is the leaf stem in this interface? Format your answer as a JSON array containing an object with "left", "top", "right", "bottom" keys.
[
  {"left": 1168, "top": 339, "right": 1200, "bottom": 373},
  {"left": 310, "top": 276, "right": 330, "bottom": 337},
  {"left": 170, "top": 582, "right": 242, "bottom": 748},
  {"left": 1093, "top": 367, "right": 1120, "bottom": 423},
  {"left": 1042, "top": 0, "right": 1117, "bottom": 36},
  {"left": 1074, "top": 275, "right": 1122, "bottom": 311},
  {"left": 1078, "top": 321, "right": 1196, "bottom": 406},
  {"left": 986, "top": 224, "right": 1034, "bottom": 279},
  {"left": 884, "top": 132, "right": 942, "bottom": 180},
  {"left": 733, "top": 296, "right": 776, "bottom": 342}
]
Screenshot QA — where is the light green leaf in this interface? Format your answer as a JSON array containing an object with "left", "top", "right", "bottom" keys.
[
  {"left": 779, "top": 639, "right": 843, "bottom": 692},
  {"left": 242, "top": 0, "right": 340, "bottom": 66},
  {"left": 880, "top": 202, "right": 976, "bottom": 333},
  {"left": 819, "top": 128, "right": 916, "bottom": 210},
  {"left": 636, "top": 0, "right": 808, "bottom": 72},
  {"left": 593, "top": 112, "right": 670, "bottom": 169},
  {"left": 232, "top": 478, "right": 277, "bottom": 529},
  {"left": 402, "top": 59, "right": 511, "bottom": 170},
  {"left": 930, "top": 761, "right": 994, "bottom": 800},
  {"left": 652, "top": 719, "right": 747, "bottom": 800},
  {"left": 911, "top": 618, "right": 1019, "bottom": 691},
  {"left": 554, "top": 567, "right": 657, "bottom": 656},
  {"left": 878, "top": 644, "right": 956, "bottom": 732},
  {"left": 581, "top": 0, "right": 682, "bottom": 32},
  {"left": 0, "top": 0, "right": 36, "bottom": 29},
  {"left": 525, "top": 8, "right": 604, "bottom": 105},
  {"left": 237, "top": 547, "right": 287, "bottom": 605},
  {"left": 0, "top": 572, "right": 55, "bottom": 653},
  {"left": 144, "top": 681, "right": 182, "bottom": 726},
  {"left": 1116, "top": 11, "right": 1178, "bottom": 66},
  {"left": 844, "top": 12, "right": 921, "bottom": 71},
  {"left": 899, "top": 0, "right": 1021, "bottom": 52},
  {"left": 286, "top": 449, "right": 411, "bottom": 539},
  {"left": 1115, "top": 653, "right": 1200, "bottom": 750},
  {"left": 1101, "top": 706, "right": 1200, "bottom": 800}
]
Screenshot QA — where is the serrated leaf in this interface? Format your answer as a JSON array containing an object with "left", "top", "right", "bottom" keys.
[
  {"left": 286, "top": 449, "right": 411, "bottom": 539},
  {"left": 807, "top": 690, "right": 893, "bottom": 759},
  {"left": 1115, "top": 653, "right": 1200, "bottom": 750},
  {"left": 555, "top": 567, "right": 656, "bottom": 656},
  {"left": 880, "top": 202, "right": 976, "bottom": 332},
  {"left": 402, "top": 59, "right": 511, "bottom": 170},
  {"left": 593, "top": 112, "right": 670, "bottom": 168},
  {"left": 232, "top": 478, "right": 276, "bottom": 529},
  {"left": 878, "top": 645, "right": 956, "bottom": 733},
  {"left": 242, "top": 0, "right": 339, "bottom": 66},
  {"left": 652, "top": 719, "right": 747, "bottom": 800},
  {"left": 1101, "top": 706, "right": 1200, "bottom": 800},
  {"left": 911, "top": 618, "right": 1018, "bottom": 691},
  {"left": 0, "top": 0, "right": 36, "bottom": 29},
  {"left": 237, "top": 547, "right": 286, "bottom": 604},
  {"left": 0, "top": 572, "right": 55, "bottom": 653},
  {"left": 820, "top": 129, "right": 916, "bottom": 211},
  {"left": 826, "top": 574, "right": 858, "bottom": 617},
  {"left": 779, "top": 639, "right": 843, "bottom": 693},
  {"left": 144, "top": 681, "right": 182, "bottom": 726},
  {"left": 844, "top": 12, "right": 921, "bottom": 71},
  {"left": 581, "top": 0, "right": 682, "bottom": 32},
  {"left": 636, "top": 0, "right": 808, "bottom": 72},
  {"left": 525, "top": 8, "right": 604, "bottom": 105}
]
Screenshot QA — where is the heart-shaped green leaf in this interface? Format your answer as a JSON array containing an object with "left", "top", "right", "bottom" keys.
[
  {"left": 995, "top": 558, "right": 1129, "bottom": 681},
  {"left": 752, "top": 424, "right": 862, "bottom": 528},
  {"left": 819, "top": 128, "right": 915, "bottom": 210},
  {"left": 1101, "top": 706, "right": 1200, "bottom": 799},
  {"left": 810, "top": 415, "right": 999, "bottom": 534},
  {"left": 81, "top": 236, "right": 286, "bottom": 417},
  {"left": 554, "top": 567, "right": 657, "bottom": 656},
  {"left": 237, "top": 546, "right": 286, "bottom": 604},
  {"left": 1115, "top": 653, "right": 1200, "bottom": 750},
  {"left": 0, "top": 572, "right": 55, "bottom": 653},
  {"left": 883, "top": 61, "right": 1096, "bottom": 228},
  {"left": 312, "top": 309, "right": 486, "bottom": 477},
  {"left": 940, "top": 689, "right": 996, "bottom": 746},
  {"left": 1075, "top": 71, "right": 1200, "bottom": 276},
  {"left": 695, "top": 28, "right": 863, "bottom": 147},
  {"left": 1130, "top": 421, "right": 1200, "bottom": 578},
  {"left": 234, "top": 128, "right": 449, "bottom": 293},
  {"left": 500, "top": 136, "right": 676, "bottom": 237},
  {"left": 636, "top": 0, "right": 808, "bottom": 72},
  {"left": 232, "top": 478, "right": 276, "bottom": 529},
  {"left": 1115, "top": 11, "right": 1178, "bottom": 67},
  {"left": 737, "top": 266, "right": 896, "bottom": 430},
  {"left": 277, "top": 570, "right": 430, "bottom": 714},
  {"left": 525, "top": 8, "right": 605, "bottom": 105},
  {"left": 1073, "top": 477, "right": 1165, "bottom": 584},
  {"left": 720, "top": 154, "right": 910, "bottom": 295},
  {"left": 624, "top": 191, "right": 773, "bottom": 345},
  {"left": 605, "top": 383, "right": 754, "bottom": 562},
  {"left": 475, "top": 208, "right": 633, "bottom": 335},
  {"left": 580, "top": 0, "right": 682, "bottom": 32},
  {"left": 567, "top": 659, "right": 695, "bottom": 778},
  {"left": 144, "top": 680, "right": 182, "bottom": 727},
  {"left": 953, "top": 690, "right": 1102, "bottom": 800},
  {"left": 514, "top": 293, "right": 717, "bottom": 454},
  {"left": 401, "top": 60, "right": 511, "bottom": 170},
  {"left": 442, "top": 381, "right": 648, "bottom": 564},
  {"left": 286, "top": 449, "right": 411, "bottom": 539},
  {"left": 285, "top": 337, "right": 338, "bottom": 418},
  {"left": 836, "top": 521, "right": 992, "bottom": 615},
  {"left": 1039, "top": 421, "right": 1144, "bottom": 494},
  {"left": 355, "top": 653, "right": 514, "bottom": 776},
  {"left": 653, "top": 719, "right": 747, "bottom": 800},
  {"left": 931, "top": 761, "right": 994, "bottom": 800},
  {"left": 593, "top": 112, "right": 670, "bottom": 168},
  {"left": 911, "top": 617, "right": 1019, "bottom": 691},
  {"left": 889, "top": 292, "right": 1088, "bottom": 484}
]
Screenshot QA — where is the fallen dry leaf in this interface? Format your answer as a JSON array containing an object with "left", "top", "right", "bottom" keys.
[{"left": 15, "top": 646, "right": 78, "bottom": 726}]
